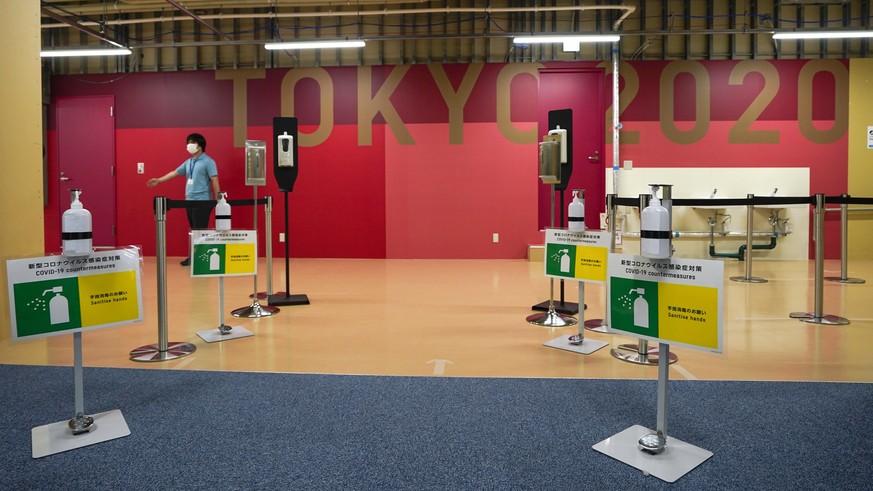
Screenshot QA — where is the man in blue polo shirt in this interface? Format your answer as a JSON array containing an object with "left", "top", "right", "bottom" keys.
[{"left": 147, "top": 133, "right": 222, "bottom": 265}]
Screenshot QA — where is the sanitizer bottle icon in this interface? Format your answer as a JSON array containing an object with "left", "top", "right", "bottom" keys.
[
  {"left": 559, "top": 249, "right": 571, "bottom": 273},
  {"left": 630, "top": 288, "right": 649, "bottom": 328},
  {"left": 208, "top": 248, "right": 220, "bottom": 270},
  {"left": 44, "top": 286, "right": 70, "bottom": 325}
]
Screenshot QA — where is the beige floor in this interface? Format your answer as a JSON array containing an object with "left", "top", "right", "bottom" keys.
[{"left": 2, "top": 256, "right": 872, "bottom": 383}]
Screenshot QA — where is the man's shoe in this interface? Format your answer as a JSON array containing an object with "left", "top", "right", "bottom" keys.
[{"left": 180, "top": 257, "right": 191, "bottom": 266}]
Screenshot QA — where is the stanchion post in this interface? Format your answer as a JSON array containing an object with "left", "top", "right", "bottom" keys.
[
  {"left": 730, "top": 194, "right": 767, "bottom": 283},
  {"left": 789, "top": 194, "right": 850, "bottom": 325},
  {"left": 265, "top": 196, "right": 273, "bottom": 294},
  {"left": 825, "top": 194, "right": 865, "bottom": 284},
  {"left": 129, "top": 196, "right": 197, "bottom": 362}
]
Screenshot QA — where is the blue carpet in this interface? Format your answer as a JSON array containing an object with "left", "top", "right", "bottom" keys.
[{"left": 1, "top": 364, "right": 871, "bottom": 490}]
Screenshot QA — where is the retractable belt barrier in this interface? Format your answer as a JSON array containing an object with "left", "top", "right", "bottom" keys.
[
  {"left": 608, "top": 193, "right": 866, "bottom": 328},
  {"left": 131, "top": 196, "right": 275, "bottom": 362}
]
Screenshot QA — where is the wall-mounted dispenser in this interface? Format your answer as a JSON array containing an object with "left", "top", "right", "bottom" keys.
[
  {"left": 277, "top": 132, "right": 294, "bottom": 168},
  {"left": 215, "top": 192, "right": 231, "bottom": 231},
  {"left": 548, "top": 126, "right": 568, "bottom": 164},
  {"left": 539, "top": 135, "right": 561, "bottom": 184},
  {"left": 272, "top": 117, "right": 299, "bottom": 192},
  {"left": 62, "top": 189, "right": 92, "bottom": 257},
  {"left": 244, "top": 140, "right": 267, "bottom": 186}
]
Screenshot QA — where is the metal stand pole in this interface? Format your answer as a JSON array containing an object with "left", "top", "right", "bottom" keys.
[
  {"left": 568, "top": 281, "right": 585, "bottom": 344},
  {"left": 218, "top": 277, "right": 232, "bottom": 334},
  {"left": 612, "top": 193, "right": 677, "bottom": 366},
  {"left": 130, "top": 196, "right": 196, "bottom": 362},
  {"left": 532, "top": 184, "right": 578, "bottom": 315},
  {"left": 585, "top": 193, "right": 615, "bottom": 332},
  {"left": 730, "top": 194, "right": 767, "bottom": 283},
  {"left": 790, "top": 194, "right": 850, "bottom": 325},
  {"left": 638, "top": 343, "right": 671, "bottom": 454},
  {"left": 825, "top": 196, "right": 865, "bottom": 284},
  {"left": 68, "top": 332, "right": 95, "bottom": 434}
]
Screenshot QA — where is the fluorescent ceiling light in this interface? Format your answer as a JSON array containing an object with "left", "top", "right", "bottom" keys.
[
  {"left": 772, "top": 31, "right": 873, "bottom": 40},
  {"left": 41, "top": 48, "right": 132, "bottom": 58},
  {"left": 513, "top": 35, "right": 620, "bottom": 52},
  {"left": 264, "top": 40, "right": 366, "bottom": 50}
]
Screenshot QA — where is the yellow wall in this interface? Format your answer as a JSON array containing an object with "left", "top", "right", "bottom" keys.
[
  {"left": 0, "top": 3, "right": 44, "bottom": 340},
  {"left": 848, "top": 59, "right": 873, "bottom": 259}
]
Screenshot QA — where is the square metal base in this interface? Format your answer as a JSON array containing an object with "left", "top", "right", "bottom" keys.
[
  {"left": 267, "top": 293, "right": 310, "bottom": 306},
  {"left": 543, "top": 335, "right": 608, "bottom": 355},
  {"left": 197, "top": 326, "right": 254, "bottom": 343},
  {"left": 593, "top": 425, "right": 713, "bottom": 483},
  {"left": 32, "top": 409, "right": 130, "bottom": 458},
  {"left": 531, "top": 300, "right": 580, "bottom": 315}
]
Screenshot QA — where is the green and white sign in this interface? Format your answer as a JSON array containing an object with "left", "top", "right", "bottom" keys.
[
  {"left": 6, "top": 247, "right": 144, "bottom": 340},
  {"left": 544, "top": 229, "right": 610, "bottom": 283},
  {"left": 607, "top": 253, "right": 724, "bottom": 353},
  {"left": 190, "top": 230, "right": 257, "bottom": 277}
]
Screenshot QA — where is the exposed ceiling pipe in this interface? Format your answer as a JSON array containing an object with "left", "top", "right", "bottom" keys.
[
  {"left": 164, "top": 0, "right": 233, "bottom": 41},
  {"left": 40, "top": 6, "right": 126, "bottom": 47},
  {"left": 42, "top": 4, "right": 637, "bottom": 32}
]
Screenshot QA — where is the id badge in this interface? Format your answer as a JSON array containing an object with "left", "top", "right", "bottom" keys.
[{"left": 187, "top": 178, "right": 194, "bottom": 185}]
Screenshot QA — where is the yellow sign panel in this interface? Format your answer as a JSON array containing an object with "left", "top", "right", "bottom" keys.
[
  {"left": 657, "top": 282, "right": 720, "bottom": 350},
  {"left": 79, "top": 271, "right": 140, "bottom": 327},
  {"left": 224, "top": 243, "right": 257, "bottom": 275}
]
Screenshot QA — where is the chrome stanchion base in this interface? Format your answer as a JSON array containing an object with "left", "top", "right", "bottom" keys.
[
  {"left": 583, "top": 318, "right": 609, "bottom": 333},
  {"left": 232, "top": 299, "right": 279, "bottom": 318},
  {"left": 824, "top": 276, "right": 866, "bottom": 284},
  {"left": 526, "top": 308, "right": 577, "bottom": 328},
  {"left": 729, "top": 275, "right": 768, "bottom": 283},
  {"left": 68, "top": 414, "right": 95, "bottom": 435},
  {"left": 611, "top": 343, "right": 678, "bottom": 365},
  {"left": 789, "top": 312, "right": 851, "bottom": 325},
  {"left": 129, "top": 342, "right": 196, "bottom": 362}
]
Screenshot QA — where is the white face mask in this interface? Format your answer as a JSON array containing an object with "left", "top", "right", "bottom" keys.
[{"left": 186, "top": 143, "right": 199, "bottom": 155}]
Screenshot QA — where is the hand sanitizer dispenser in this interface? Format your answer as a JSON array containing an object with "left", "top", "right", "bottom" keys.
[
  {"left": 640, "top": 185, "right": 671, "bottom": 259},
  {"left": 273, "top": 117, "right": 300, "bottom": 192},
  {"left": 215, "top": 192, "right": 231, "bottom": 231},
  {"left": 62, "top": 189, "right": 92, "bottom": 257},
  {"left": 277, "top": 132, "right": 294, "bottom": 167},
  {"left": 568, "top": 189, "right": 585, "bottom": 232}
]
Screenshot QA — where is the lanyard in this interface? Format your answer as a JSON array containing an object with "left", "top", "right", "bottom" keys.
[{"left": 187, "top": 157, "right": 200, "bottom": 179}]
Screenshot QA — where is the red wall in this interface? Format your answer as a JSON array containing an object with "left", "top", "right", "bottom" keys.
[{"left": 46, "top": 60, "right": 849, "bottom": 259}]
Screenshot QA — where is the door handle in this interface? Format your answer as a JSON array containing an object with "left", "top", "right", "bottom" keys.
[
  {"left": 59, "top": 176, "right": 71, "bottom": 181},
  {"left": 588, "top": 151, "right": 600, "bottom": 162}
]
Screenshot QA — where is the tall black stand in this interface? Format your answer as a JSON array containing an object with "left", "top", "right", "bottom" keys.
[{"left": 268, "top": 192, "right": 309, "bottom": 306}]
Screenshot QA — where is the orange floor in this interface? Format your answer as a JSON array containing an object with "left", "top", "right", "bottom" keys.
[{"left": 2, "top": 256, "right": 872, "bottom": 382}]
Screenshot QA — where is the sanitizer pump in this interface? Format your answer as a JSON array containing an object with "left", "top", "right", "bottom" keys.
[
  {"left": 215, "top": 192, "right": 231, "bottom": 231},
  {"left": 640, "top": 185, "right": 671, "bottom": 259},
  {"left": 277, "top": 132, "right": 294, "bottom": 167},
  {"left": 62, "top": 189, "right": 92, "bottom": 257},
  {"left": 568, "top": 189, "right": 585, "bottom": 232}
]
